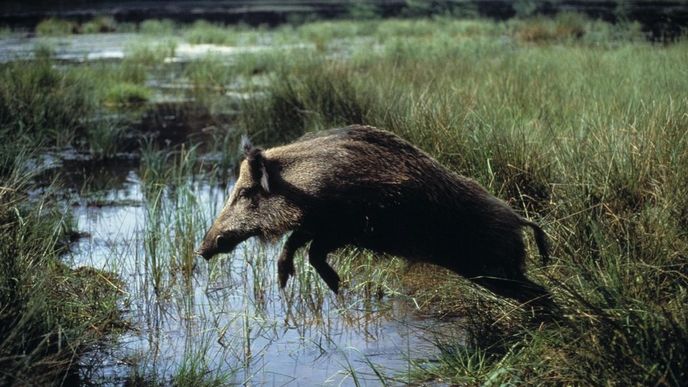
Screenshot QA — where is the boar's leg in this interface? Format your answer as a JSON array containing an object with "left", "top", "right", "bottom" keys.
[
  {"left": 308, "top": 237, "right": 343, "bottom": 294},
  {"left": 277, "top": 230, "right": 312, "bottom": 288}
]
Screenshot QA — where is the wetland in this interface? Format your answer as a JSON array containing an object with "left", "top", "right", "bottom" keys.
[{"left": 1, "top": 12, "right": 687, "bottom": 386}]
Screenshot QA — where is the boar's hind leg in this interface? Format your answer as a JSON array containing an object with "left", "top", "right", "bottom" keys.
[
  {"left": 308, "top": 237, "right": 342, "bottom": 294},
  {"left": 278, "top": 230, "right": 312, "bottom": 288}
]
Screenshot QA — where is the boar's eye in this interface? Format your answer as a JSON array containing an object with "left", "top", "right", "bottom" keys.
[
  {"left": 236, "top": 187, "right": 248, "bottom": 198},
  {"left": 235, "top": 186, "right": 259, "bottom": 200}
]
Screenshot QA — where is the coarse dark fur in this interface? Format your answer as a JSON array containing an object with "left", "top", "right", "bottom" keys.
[{"left": 197, "top": 125, "right": 552, "bottom": 308}]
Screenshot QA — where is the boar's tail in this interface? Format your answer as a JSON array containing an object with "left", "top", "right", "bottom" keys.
[{"left": 522, "top": 219, "right": 549, "bottom": 266}]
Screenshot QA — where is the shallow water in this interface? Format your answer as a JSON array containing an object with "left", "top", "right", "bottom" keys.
[
  {"left": 0, "top": 33, "right": 139, "bottom": 62},
  {"left": 58, "top": 161, "right": 454, "bottom": 385},
  {"left": 0, "top": 32, "right": 311, "bottom": 63}
]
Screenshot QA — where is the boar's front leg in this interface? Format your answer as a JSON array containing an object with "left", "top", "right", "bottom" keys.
[
  {"left": 308, "top": 237, "right": 343, "bottom": 294},
  {"left": 277, "top": 230, "right": 311, "bottom": 288}
]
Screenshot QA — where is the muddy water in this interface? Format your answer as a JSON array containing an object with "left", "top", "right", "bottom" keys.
[{"left": 58, "top": 161, "right": 454, "bottom": 385}]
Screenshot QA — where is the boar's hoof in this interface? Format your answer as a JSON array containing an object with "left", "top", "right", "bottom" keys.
[{"left": 277, "top": 259, "right": 295, "bottom": 288}]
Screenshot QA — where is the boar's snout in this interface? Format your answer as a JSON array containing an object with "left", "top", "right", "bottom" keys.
[
  {"left": 195, "top": 236, "right": 215, "bottom": 261},
  {"left": 196, "top": 231, "right": 244, "bottom": 261}
]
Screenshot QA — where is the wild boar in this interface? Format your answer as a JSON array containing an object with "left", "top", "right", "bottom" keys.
[{"left": 197, "top": 125, "right": 552, "bottom": 307}]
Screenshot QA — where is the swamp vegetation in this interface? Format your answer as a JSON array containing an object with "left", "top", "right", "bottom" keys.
[{"left": 0, "top": 11, "right": 687, "bottom": 385}]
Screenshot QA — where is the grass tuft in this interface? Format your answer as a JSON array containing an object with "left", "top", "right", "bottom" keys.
[
  {"left": 0, "top": 58, "right": 94, "bottom": 146},
  {"left": 80, "top": 16, "right": 118, "bottom": 34},
  {"left": 139, "top": 19, "right": 176, "bottom": 35},
  {"left": 184, "top": 20, "right": 241, "bottom": 46},
  {"left": 104, "top": 82, "right": 151, "bottom": 105},
  {"left": 35, "top": 18, "right": 78, "bottom": 36}
]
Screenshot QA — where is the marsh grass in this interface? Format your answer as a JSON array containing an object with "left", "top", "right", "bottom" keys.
[
  {"left": 0, "top": 151, "right": 125, "bottom": 385},
  {"left": 0, "top": 56, "right": 156, "bottom": 156},
  {"left": 184, "top": 20, "right": 234, "bottom": 45},
  {"left": 34, "top": 16, "right": 122, "bottom": 36},
  {"left": 104, "top": 83, "right": 151, "bottom": 106},
  {"left": 124, "top": 40, "right": 177, "bottom": 66},
  {"left": 0, "top": 57, "right": 94, "bottom": 146},
  {"left": 125, "top": 143, "right": 242, "bottom": 383},
  {"left": 183, "top": 20, "right": 257, "bottom": 46},
  {"left": 184, "top": 51, "right": 283, "bottom": 97},
  {"left": 3, "top": 13, "right": 687, "bottom": 385},
  {"left": 86, "top": 120, "right": 126, "bottom": 160},
  {"left": 184, "top": 55, "right": 235, "bottom": 92}
]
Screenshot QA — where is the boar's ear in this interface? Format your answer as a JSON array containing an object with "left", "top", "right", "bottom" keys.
[
  {"left": 240, "top": 135, "right": 253, "bottom": 157},
  {"left": 240, "top": 135, "right": 270, "bottom": 193},
  {"left": 245, "top": 147, "right": 270, "bottom": 193}
]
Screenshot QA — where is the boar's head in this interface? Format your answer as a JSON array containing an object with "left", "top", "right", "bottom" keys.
[{"left": 196, "top": 137, "right": 301, "bottom": 260}]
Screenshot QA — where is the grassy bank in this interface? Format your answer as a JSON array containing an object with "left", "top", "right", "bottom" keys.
[{"left": 0, "top": 13, "right": 686, "bottom": 385}]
